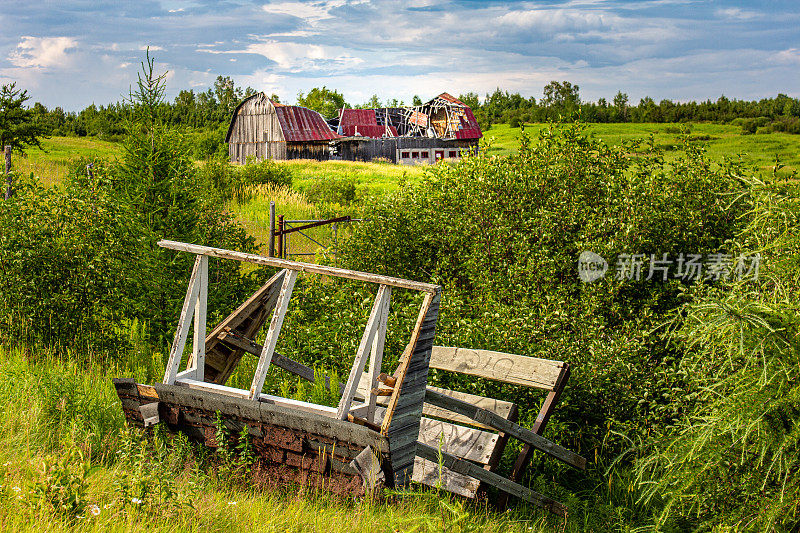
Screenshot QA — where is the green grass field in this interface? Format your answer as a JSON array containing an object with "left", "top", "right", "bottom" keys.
[
  {"left": 483, "top": 122, "right": 800, "bottom": 177},
  {"left": 13, "top": 136, "right": 122, "bottom": 187},
  {"left": 16, "top": 125, "right": 799, "bottom": 187}
]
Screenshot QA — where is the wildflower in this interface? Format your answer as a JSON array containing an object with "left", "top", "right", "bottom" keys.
[
  {"left": 131, "top": 497, "right": 143, "bottom": 505},
  {"left": 89, "top": 504, "right": 100, "bottom": 516},
  {"left": 227, "top": 501, "right": 237, "bottom": 506},
  {"left": 12, "top": 486, "right": 20, "bottom": 493}
]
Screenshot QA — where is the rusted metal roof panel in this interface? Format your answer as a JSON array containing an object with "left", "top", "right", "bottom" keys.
[
  {"left": 454, "top": 107, "right": 482, "bottom": 140},
  {"left": 340, "top": 108, "right": 378, "bottom": 127},
  {"left": 340, "top": 108, "right": 398, "bottom": 138},
  {"left": 341, "top": 124, "right": 399, "bottom": 137},
  {"left": 436, "top": 92, "right": 466, "bottom": 106},
  {"left": 275, "top": 105, "right": 341, "bottom": 142}
]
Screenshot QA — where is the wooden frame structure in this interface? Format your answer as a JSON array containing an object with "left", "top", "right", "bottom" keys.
[
  {"left": 115, "top": 240, "right": 441, "bottom": 491},
  {"left": 113, "top": 240, "right": 583, "bottom": 513},
  {"left": 354, "top": 345, "right": 585, "bottom": 515}
]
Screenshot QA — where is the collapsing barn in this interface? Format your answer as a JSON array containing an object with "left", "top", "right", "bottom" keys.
[
  {"left": 226, "top": 92, "right": 482, "bottom": 165},
  {"left": 226, "top": 93, "right": 341, "bottom": 163},
  {"left": 332, "top": 93, "right": 483, "bottom": 164}
]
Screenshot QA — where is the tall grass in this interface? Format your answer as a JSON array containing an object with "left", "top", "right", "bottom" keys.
[
  {"left": 231, "top": 183, "right": 360, "bottom": 262},
  {"left": 0, "top": 343, "right": 560, "bottom": 532}
]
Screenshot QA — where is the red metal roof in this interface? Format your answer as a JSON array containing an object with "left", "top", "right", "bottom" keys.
[
  {"left": 339, "top": 108, "right": 398, "bottom": 138},
  {"left": 454, "top": 107, "right": 482, "bottom": 140},
  {"left": 274, "top": 105, "right": 341, "bottom": 142},
  {"left": 436, "top": 92, "right": 466, "bottom": 106}
]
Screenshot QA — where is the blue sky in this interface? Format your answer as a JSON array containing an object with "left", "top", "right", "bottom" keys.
[{"left": 0, "top": 1, "right": 797, "bottom": 111}]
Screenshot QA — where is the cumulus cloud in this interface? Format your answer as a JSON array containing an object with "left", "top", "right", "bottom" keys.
[{"left": 8, "top": 36, "right": 77, "bottom": 68}]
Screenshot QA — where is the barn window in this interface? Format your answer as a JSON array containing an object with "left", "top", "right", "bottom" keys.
[
  {"left": 401, "top": 151, "right": 410, "bottom": 159},
  {"left": 412, "top": 151, "right": 419, "bottom": 158},
  {"left": 420, "top": 151, "right": 429, "bottom": 158},
  {"left": 449, "top": 150, "right": 458, "bottom": 158}
]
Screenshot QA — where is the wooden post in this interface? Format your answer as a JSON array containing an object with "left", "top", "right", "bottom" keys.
[
  {"left": 268, "top": 201, "right": 276, "bottom": 257},
  {"left": 4, "top": 146, "right": 11, "bottom": 200},
  {"left": 191, "top": 255, "right": 208, "bottom": 381},
  {"left": 249, "top": 269, "right": 298, "bottom": 400},
  {"left": 277, "top": 215, "right": 284, "bottom": 259},
  {"left": 163, "top": 256, "right": 204, "bottom": 385}
]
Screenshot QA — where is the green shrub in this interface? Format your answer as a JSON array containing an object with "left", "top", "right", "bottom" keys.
[
  {"left": 339, "top": 123, "right": 747, "bottom": 521},
  {"left": 634, "top": 176, "right": 800, "bottom": 531}
]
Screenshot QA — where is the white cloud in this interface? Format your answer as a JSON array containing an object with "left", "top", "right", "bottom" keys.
[
  {"left": 201, "top": 39, "right": 364, "bottom": 72},
  {"left": 8, "top": 36, "right": 78, "bottom": 69},
  {"left": 715, "top": 8, "right": 759, "bottom": 21},
  {"left": 140, "top": 45, "right": 165, "bottom": 51},
  {"left": 261, "top": 1, "right": 345, "bottom": 24},
  {"left": 773, "top": 48, "right": 800, "bottom": 65}
]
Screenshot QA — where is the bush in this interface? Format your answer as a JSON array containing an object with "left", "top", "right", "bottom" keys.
[
  {"left": 0, "top": 54, "right": 262, "bottom": 351},
  {"left": 340, "top": 123, "right": 747, "bottom": 521}
]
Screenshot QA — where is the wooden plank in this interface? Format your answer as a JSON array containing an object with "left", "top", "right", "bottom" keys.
[
  {"left": 217, "top": 330, "right": 345, "bottom": 395},
  {"left": 153, "top": 382, "right": 388, "bottom": 452},
  {"left": 158, "top": 240, "right": 440, "bottom": 294},
  {"left": 429, "top": 347, "right": 565, "bottom": 390},
  {"left": 189, "top": 255, "right": 208, "bottom": 381},
  {"left": 416, "top": 443, "right": 567, "bottom": 516},
  {"left": 412, "top": 457, "right": 479, "bottom": 498},
  {"left": 176, "top": 378, "right": 338, "bottom": 417},
  {"left": 424, "top": 388, "right": 586, "bottom": 470},
  {"left": 354, "top": 376, "right": 514, "bottom": 430},
  {"left": 249, "top": 270, "right": 298, "bottom": 399},
  {"left": 418, "top": 418, "right": 498, "bottom": 464},
  {"left": 163, "top": 255, "right": 202, "bottom": 385},
  {"left": 204, "top": 269, "right": 286, "bottom": 384},
  {"left": 337, "top": 285, "right": 391, "bottom": 420},
  {"left": 383, "top": 288, "right": 440, "bottom": 487},
  {"left": 381, "top": 290, "right": 436, "bottom": 435},
  {"left": 366, "top": 286, "right": 391, "bottom": 423}
]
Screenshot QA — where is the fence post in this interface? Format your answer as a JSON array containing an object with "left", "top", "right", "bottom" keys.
[
  {"left": 268, "top": 201, "right": 276, "bottom": 257},
  {"left": 4, "top": 146, "right": 11, "bottom": 200},
  {"left": 277, "top": 215, "right": 284, "bottom": 259}
]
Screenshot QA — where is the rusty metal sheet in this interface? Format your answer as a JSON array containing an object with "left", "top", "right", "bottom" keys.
[{"left": 275, "top": 105, "right": 341, "bottom": 142}]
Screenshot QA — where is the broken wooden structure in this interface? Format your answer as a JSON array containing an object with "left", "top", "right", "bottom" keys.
[{"left": 113, "top": 240, "right": 584, "bottom": 514}]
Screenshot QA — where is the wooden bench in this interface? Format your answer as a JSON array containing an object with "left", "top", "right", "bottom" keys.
[{"left": 407, "top": 346, "right": 583, "bottom": 515}]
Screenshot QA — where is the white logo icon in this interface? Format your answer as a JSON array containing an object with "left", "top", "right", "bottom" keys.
[{"left": 578, "top": 251, "right": 608, "bottom": 283}]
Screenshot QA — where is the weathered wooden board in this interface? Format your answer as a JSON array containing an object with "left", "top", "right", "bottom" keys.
[
  {"left": 417, "top": 418, "right": 498, "bottom": 464},
  {"left": 382, "top": 288, "right": 440, "bottom": 487},
  {"left": 416, "top": 443, "right": 567, "bottom": 516},
  {"left": 158, "top": 240, "right": 440, "bottom": 294},
  {"left": 355, "top": 373, "right": 513, "bottom": 430},
  {"left": 430, "top": 347, "right": 565, "bottom": 391},
  {"left": 205, "top": 270, "right": 287, "bottom": 384},
  {"left": 424, "top": 388, "right": 586, "bottom": 470},
  {"left": 412, "top": 456, "right": 480, "bottom": 498}
]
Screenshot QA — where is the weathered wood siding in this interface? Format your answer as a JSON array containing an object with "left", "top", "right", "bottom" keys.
[
  {"left": 335, "top": 138, "right": 478, "bottom": 163},
  {"left": 228, "top": 95, "right": 286, "bottom": 163}
]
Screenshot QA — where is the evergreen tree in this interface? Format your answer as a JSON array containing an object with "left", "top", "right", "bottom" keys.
[{"left": 0, "top": 82, "right": 48, "bottom": 152}]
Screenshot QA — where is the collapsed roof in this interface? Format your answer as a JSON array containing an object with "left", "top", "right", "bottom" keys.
[{"left": 335, "top": 92, "right": 482, "bottom": 140}]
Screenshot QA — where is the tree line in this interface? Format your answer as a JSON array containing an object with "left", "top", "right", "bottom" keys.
[{"left": 8, "top": 78, "right": 800, "bottom": 154}]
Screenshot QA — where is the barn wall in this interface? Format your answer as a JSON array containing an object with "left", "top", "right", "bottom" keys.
[
  {"left": 228, "top": 95, "right": 285, "bottom": 163},
  {"left": 335, "top": 138, "right": 478, "bottom": 164},
  {"left": 286, "top": 142, "right": 332, "bottom": 161}
]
